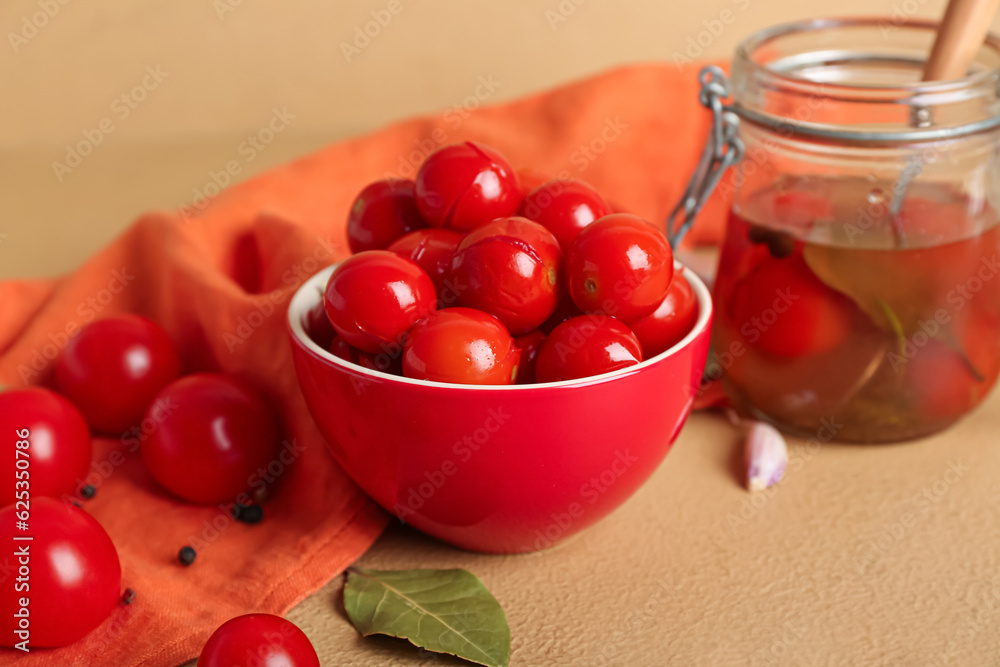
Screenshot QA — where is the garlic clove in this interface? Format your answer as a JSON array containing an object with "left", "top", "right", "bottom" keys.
[{"left": 745, "top": 420, "right": 788, "bottom": 492}]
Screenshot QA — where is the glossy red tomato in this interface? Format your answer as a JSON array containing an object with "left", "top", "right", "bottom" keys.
[
  {"left": 414, "top": 142, "right": 520, "bottom": 230},
  {"left": 520, "top": 179, "right": 610, "bottom": 248},
  {"left": 304, "top": 301, "right": 336, "bottom": 350},
  {"left": 387, "top": 228, "right": 464, "bottom": 299},
  {"left": 403, "top": 308, "right": 519, "bottom": 384},
  {"left": 139, "top": 374, "right": 280, "bottom": 504},
  {"left": 328, "top": 336, "right": 403, "bottom": 375},
  {"left": 513, "top": 329, "right": 547, "bottom": 384},
  {"left": 0, "top": 387, "right": 91, "bottom": 507},
  {"left": 450, "top": 217, "right": 562, "bottom": 335},
  {"left": 198, "top": 614, "right": 320, "bottom": 667},
  {"left": 626, "top": 271, "right": 699, "bottom": 357},
  {"left": 535, "top": 316, "right": 643, "bottom": 382},
  {"left": 565, "top": 214, "right": 674, "bottom": 321},
  {"left": 56, "top": 314, "right": 180, "bottom": 433},
  {"left": 0, "top": 498, "right": 121, "bottom": 648},
  {"left": 324, "top": 250, "right": 437, "bottom": 354},
  {"left": 729, "top": 252, "right": 854, "bottom": 358},
  {"left": 347, "top": 178, "right": 426, "bottom": 253}
]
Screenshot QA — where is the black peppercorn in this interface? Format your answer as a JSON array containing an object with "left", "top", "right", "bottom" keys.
[
  {"left": 232, "top": 503, "right": 264, "bottom": 525},
  {"left": 122, "top": 588, "right": 136, "bottom": 605},
  {"left": 178, "top": 546, "right": 197, "bottom": 566},
  {"left": 79, "top": 484, "right": 96, "bottom": 500}
]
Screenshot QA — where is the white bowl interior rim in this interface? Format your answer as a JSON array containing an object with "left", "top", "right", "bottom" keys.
[{"left": 287, "top": 260, "right": 713, "bottom": 390}]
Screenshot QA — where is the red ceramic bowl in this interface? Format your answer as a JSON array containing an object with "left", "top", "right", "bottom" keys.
[{"left": 287, "top": 265, "right": 712, "bottom": 553}]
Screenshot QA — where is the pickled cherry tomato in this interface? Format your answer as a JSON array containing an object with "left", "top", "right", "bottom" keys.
[
  {"left": 56, "top": 314, "right": 180, "bottom": 433},
  {"left": 627, "top": 271, "right": 698, "bottom": 357},
  {"left": 403, "top": 308, "right": 518, "bottom": 385},
  {"left": 328, "top": 336, "right": 402, "bottom": 375},
  {"left": 198, "top": 614, "right": 320, "bottom": 667},
  {"left": 0, "top": 499, "right": 121, "bottom": 648},
  {"left": 565, "top": 214, "right": 674, "bottom": 321},
  {"left": 535, "top": 316, "right": 643, "bottom": 382},
  {"left": 513, "top": 329, "right": 547, "bottom": 384},
  {"left": 140, "top": 374, "right": 280, "bottom": 505},
  {"left": 304, "top": 301, "right": 336, "bottom": 349},
  {"left": 729, "top": 252, "right": 854, "bottom": 358},
  {"left": 347, "top": 179, "right": 425, "bottom": 253},
  {"left": 387, "top": 228, "right": 464, "bottom": 297},
  {"left": 0, "top": 388, "right": 91, "bottom": 507},
  {"left": 324, "top": 251, "right": 436, "bottom": 354},
  {"left": 450, "top": 217, "right": 562, "bottom": 335},
  {"left": 520, "top": 179, "right": 610, "bottom": 248},
  {"left": 415, "top": 142, "right": 520, "bottom": 230}
]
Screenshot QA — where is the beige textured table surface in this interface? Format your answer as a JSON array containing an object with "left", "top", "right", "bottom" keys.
[{"left": 5, "top": 2, "right": 1000, "bottom": 666}]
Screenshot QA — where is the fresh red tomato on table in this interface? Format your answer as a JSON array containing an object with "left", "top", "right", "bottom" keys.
[
  {"left": 414, "top": 142, "right": 521, "bottom": 230},
  {"left": 139, "top": 374, "right": 280, "bottom": 505},
  {"left": 519, "top": 178, "right": 609, "bottom": 248},
  {"left": 0, "top": 387, "right": 91, "bottom": 506},
  {"left": 56, "top": 314, "right": 180, "bottom": 434},
  {"left": 403, "top": 308, "right": 519, "bottom": 384},
  {"left": 324, "top": 250, "right": 437, "bottom": 354},
  {"left": 535, "top": 316, "right": 643, "bottom": 382},
  {"left": 565, "top": 214, "right": 674, "bottom": 321},
  {"left": 198, "top": 614, "right": 320, "bottom": 667},
  {"left": 0, "top": 498, "right": 121, "bottom": 648},
  {"left": 450, "top": 217, "right": 562, "bottom": 335},
  {"left": 346, "top": 178, "right": 426, "bottom": 253},
  {"left": 627, "top": 271, "right": 699, "bottom": 357}
]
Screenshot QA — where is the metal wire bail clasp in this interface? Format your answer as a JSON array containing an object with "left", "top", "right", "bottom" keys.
[{"left": 666, "top": 65, "right": 744, "bottom": 248}]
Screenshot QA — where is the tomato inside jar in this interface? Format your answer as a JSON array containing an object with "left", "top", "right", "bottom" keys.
[{"left": 687, "top": 19, "right": 1000, "bottom": 442}]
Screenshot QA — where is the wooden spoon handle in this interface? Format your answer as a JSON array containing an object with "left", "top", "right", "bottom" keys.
[{"left": 923, "top": 0, "right": 1000, "bottom": 80}]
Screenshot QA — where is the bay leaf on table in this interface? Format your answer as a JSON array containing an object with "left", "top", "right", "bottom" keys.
[{"left": 344, "top": 568, "right": 511, "bottom": 667}]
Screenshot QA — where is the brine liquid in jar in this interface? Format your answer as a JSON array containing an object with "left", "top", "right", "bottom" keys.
[{"left": 713, "top": 177, "right": 1000, "bottom": 442}]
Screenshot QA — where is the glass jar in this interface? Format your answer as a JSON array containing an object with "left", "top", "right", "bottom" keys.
[{"left": 677, "top": 18, "right": 1000, "bottom": 442}]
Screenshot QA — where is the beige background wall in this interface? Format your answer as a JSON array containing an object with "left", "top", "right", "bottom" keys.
[{"left": 1, "top": 0, "right": 994, "bottom": 279}]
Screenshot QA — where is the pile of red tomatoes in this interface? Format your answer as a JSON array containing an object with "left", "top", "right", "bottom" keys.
[
  {"left": 309, "top": 141, "right": 699, "bottom": 385},
  {"left": 1, "top": 315, "right": 319, "bottom": 663}
]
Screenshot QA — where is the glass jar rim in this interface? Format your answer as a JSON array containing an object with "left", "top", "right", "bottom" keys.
[{"left": 731, "top": 16, "right": 1000, "bottom": 143}]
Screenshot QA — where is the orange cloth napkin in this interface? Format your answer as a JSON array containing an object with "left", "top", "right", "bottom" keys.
[{"left": 0, "top": 62, "right": 732, "bottom": 667}]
